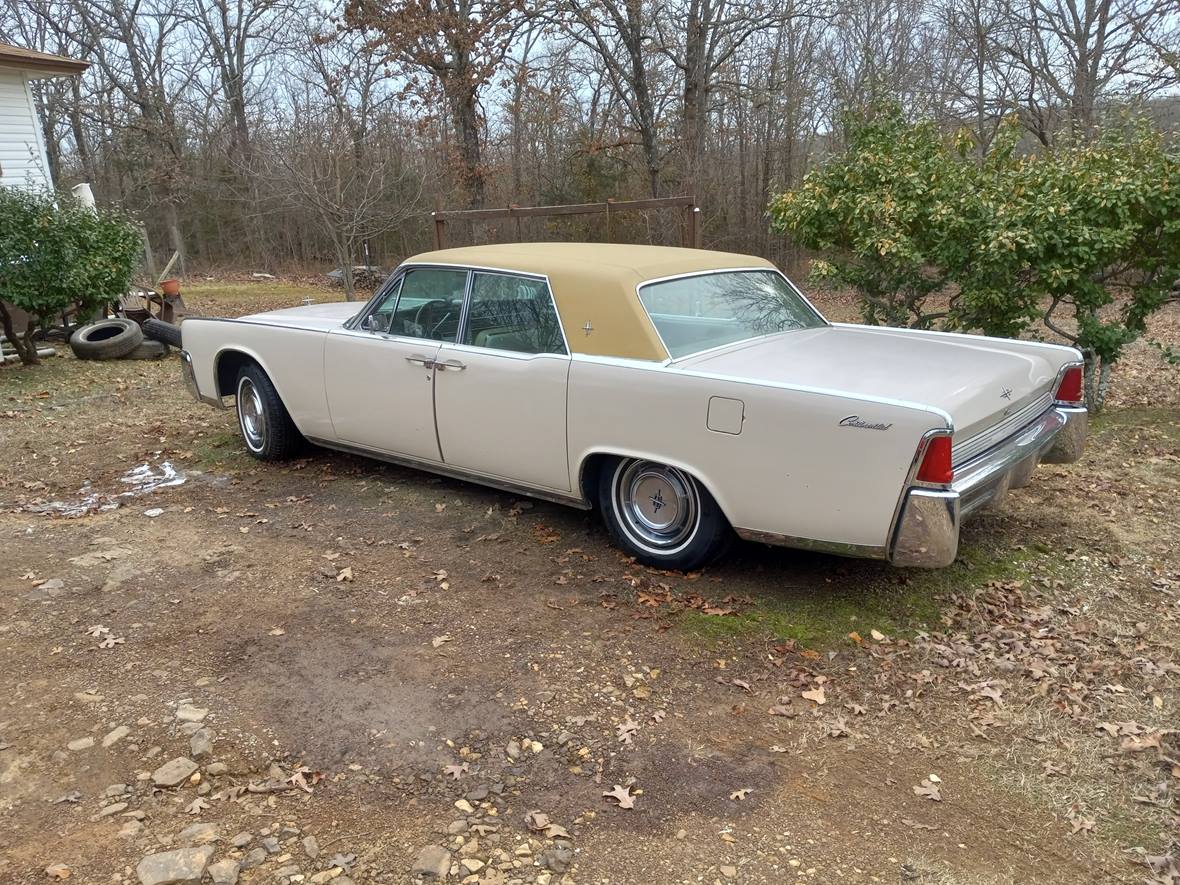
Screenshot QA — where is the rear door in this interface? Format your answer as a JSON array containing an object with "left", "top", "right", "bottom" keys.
[
  {"left": 323, "top": 267, "right": 468, "bottom": 461},
  {"left": 433, "top": 270, "right": 572, "bottom": 491}
]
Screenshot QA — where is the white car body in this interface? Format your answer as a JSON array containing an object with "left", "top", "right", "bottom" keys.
[{"left": 180, "top": 243, "right": 1087, "bottom": 567}]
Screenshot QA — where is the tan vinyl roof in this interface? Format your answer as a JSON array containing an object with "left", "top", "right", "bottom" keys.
[
  {"left": 0, "top": 42, "right": 89, "bottom": 76},
  {"left": 406, "top": 243, "right": 776, "bottom": 361}
]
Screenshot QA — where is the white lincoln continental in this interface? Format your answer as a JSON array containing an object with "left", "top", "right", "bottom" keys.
[{"left": 180, "top": 243, "right": 1087, "bottom": 570}]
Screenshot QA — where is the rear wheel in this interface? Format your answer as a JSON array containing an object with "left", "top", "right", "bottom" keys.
[
  {"left": 598, "top": 457, "right": 731, "bottom": 570},
  {"left": 235, "top": 364, "right": 301, "bottom": 460}
]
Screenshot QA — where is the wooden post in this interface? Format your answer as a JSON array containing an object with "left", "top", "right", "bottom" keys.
[
  {"left": 432, "top": 211, "right": 446, "bottom": 250},
  {"left": 513, "top": 205, "right": 522, "bottom": 242},
  {"left": 687, "top": 205, "right": 701, "bottom": 248}
]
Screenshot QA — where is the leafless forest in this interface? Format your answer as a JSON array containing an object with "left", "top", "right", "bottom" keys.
[{"left": 4, "top": 0, "right": 1178, "bottom": 276}]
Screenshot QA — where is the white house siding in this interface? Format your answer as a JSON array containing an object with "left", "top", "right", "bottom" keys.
[{"left": 0, "top": 69, "right": 52, "bottom": 192}]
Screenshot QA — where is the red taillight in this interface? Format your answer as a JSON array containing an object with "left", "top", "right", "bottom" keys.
[
  {"left": 1055, "top": 366, "right": 1084, "bottom": 405},
  {"left": 916, "top": 436, "right": 953, "bottom": 485}
]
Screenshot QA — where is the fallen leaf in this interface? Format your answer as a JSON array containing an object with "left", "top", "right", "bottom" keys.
[
  {"left": 185, "top": 797, "right": 210, "bottom": 814},
  {"left": 336, "top": 567, "right": 353, "bottom": 583},
  {"left": 616, "top": 719, "right": 639, "bottom": 745},
  {"left": 44, "top": 864, "right": 70, "bottom": 880},
  {"left": 801, "top": 686, "right": 826, "bottom": 706},
  {"left": 913, "top": 779, "right": 942, "bottom": 801},
  {"left": 432, "top": 634, "right": 453, "bottom": 649},
  {"left": 443, "top": 762, "right": 469, "bottom": 780},
  {"left": 603, "top": 784, "right": 635, "bottom": 809},
  {"left": 287, "top": 766, "right": 323, "bottom": 793},
  {"left": 729, "top": 788, "right": 752, "bottom": 801},
  {"left": 268, "top": 627, "right": 286, "bottom": 636}
]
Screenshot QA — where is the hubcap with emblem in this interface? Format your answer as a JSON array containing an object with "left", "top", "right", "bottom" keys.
[
  {"left": 612, "top": 459, "right": 700, "bottom": 554},
  {"left": 237, "top": 376, "right": 267, "bottom": 453}
]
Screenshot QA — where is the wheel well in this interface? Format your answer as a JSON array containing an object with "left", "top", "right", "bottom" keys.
[
  {"left": 577, "top": 453, "right": 732, "bottom": 525},
  {"left": 578, "top": 453, "right": 617, "bottom": 509},
  {"left": 214, "top": 350, "right": 258, "bottom": 398}
]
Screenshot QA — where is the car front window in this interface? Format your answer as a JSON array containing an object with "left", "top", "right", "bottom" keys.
[{"left": 638, "top": 270, "right": 825, "bottom": 359}]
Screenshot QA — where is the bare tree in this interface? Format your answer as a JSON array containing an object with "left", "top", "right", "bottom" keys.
[
  {"left": 993, "top": 0, "right": 1180, "bottom": 140},
  {"left": 342, "top": 0, "right": 526, "bottom": 208},
  {"left": 557, "top": 0, "right": 671, "bottom": 197}
]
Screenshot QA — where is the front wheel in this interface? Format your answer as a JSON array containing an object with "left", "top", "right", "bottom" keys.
[
  {"left": 235, "top": 364, "right": 301, "bottom": 460},
  {"left": 598, "top": 458, "right": 731, "bottom": 570}
]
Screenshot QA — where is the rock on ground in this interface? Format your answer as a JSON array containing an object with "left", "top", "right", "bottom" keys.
[
  {"left": 411, "top": 845, "right": 451, "bottom": 879},
  {"left": 207, "top": 858, "right": 240, "bottom": 885},
  {"left": 135, "top": 846, "right": 215, "bottom": 885},
  {"left": 152, "top": 757, "right": 198, "bottom": 788}
]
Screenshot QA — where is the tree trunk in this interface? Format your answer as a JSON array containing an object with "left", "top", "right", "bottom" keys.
[
  {"left": 0, "top": 303, "right": 39, "bottom": 366},
  {"left": 69, "top": 78, "right": 95, "bottom": 185},
  {"left": 448, "top": 83, "right": 486, "bottom": 209}
]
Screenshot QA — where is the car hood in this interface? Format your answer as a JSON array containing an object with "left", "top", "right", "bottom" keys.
[
  {"left": 239, "top": 302, "right": 358, "bottom": 331},
  {"left": 677, "top": 324, "right": 1062, "bottom": 444}
]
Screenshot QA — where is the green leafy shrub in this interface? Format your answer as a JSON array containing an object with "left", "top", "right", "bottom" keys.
[
  {"left": 770, "top": 107, "right": 1180, "bottom": 411},
  {"left": 0, "top": 188, "right": 143, "bottom": 366}
]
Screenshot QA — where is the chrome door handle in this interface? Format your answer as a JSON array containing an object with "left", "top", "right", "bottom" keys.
[
  {"left": 405, "top": 355, "right": 434, "bottom": 368},
  {"left": 436, "top": 360, "right": 466, "bottom": 371}
]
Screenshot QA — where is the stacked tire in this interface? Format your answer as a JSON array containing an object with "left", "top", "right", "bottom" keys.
[{"left": 69, "top": 318, "right": 176, "bottom": 361}]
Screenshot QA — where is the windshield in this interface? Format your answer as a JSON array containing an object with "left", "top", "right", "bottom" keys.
[{"left": 639, "top": 270, "right": 825, "bottom": 359}]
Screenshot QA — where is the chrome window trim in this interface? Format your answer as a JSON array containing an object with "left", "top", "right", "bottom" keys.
[
  {"left": 459, "top": 268, "right": 571, "bottom": 357},
  {"left": 354, "top": 261, "right": 570, "bottom": 356},
  {"left": 634, "top": 266, "right": 829, "bottom": 363},
  {"left": 345, "top": 271, "right": 403, "bottom": 331}
]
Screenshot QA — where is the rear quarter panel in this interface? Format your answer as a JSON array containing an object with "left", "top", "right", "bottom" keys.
[
  {"left": 567, "top": 357, "right": 951, "bottom": 550},
  {"left": 182, "top": 318, "right": 334, "bottom": 440}
]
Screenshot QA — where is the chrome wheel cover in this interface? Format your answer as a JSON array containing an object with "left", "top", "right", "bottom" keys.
[
  {"left": 612, "top": 459, "right": 701, "bottom": 555},
  {"left": 237, "top": 377, "right": 266, "bottom": 453}
]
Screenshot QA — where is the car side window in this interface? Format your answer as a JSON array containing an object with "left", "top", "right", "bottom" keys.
[
  {"left": 366, "top": 268, "right": 468, "bottom": 341},
  {"left": 362, "top": 276, "right": 402, "bottom": 333},
  {"left": 462, "top": 273, "right": 567, "bottom": 355}
]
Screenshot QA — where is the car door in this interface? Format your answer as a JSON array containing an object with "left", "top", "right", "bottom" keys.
[
  {"left": 433, "top": 270, "right": 572, "bottom": 491},
  {"left": 323, "top": 267, "right": 469, "bottom": 461}
]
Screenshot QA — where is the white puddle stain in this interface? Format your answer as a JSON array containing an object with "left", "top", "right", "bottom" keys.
[{"left": 20, "top": 460, "right": 188, "bottom": 517}]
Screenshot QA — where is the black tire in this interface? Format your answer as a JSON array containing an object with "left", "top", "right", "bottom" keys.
[
  {"left": 598, "top": 457, "right": 731, "bottom": 570},
  {"left": 69, "top": 319, "right": 143, "bottom": 360},
  {"left": 143, "top": 317, "right": 182, "bottom": 348},
  {"left": 124, "top": 340, "right": 170, "bottom": 360},
  {"left": 234, "top": 363, "right": 301, "bottom": 460}
]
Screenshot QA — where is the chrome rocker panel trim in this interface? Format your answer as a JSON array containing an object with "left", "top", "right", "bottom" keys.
[
  {"left": 304, "top": 436, "right": 592, "bottom": 511},
  {"left": 732, "top": 528, "right": 887, "bottom": 561},
  {"left": 890, "top": 405, "right": 1087, "bottom": 568}
]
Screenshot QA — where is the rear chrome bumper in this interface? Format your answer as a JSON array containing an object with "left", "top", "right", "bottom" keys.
[{"left": 890, "top": 405, "right": 1087, "bottom": 567}]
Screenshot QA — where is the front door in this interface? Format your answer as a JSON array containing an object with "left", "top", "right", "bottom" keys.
[
  {"left": 433, "top": 270, "right": 572, "bottom": 491},
  {"left": 324, "top": 267, "right": 468, "bottom": 461}
]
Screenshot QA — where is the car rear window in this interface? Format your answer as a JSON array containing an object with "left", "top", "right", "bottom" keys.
[{"left": 638, "top": 270, "right": 825, "bottom": 359}]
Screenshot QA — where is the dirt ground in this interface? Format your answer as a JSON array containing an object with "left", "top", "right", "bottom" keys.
[{"left": 1, "top": 279, "right": 1177, "bottom": 885}]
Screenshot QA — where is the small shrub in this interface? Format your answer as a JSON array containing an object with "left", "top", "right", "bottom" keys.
[
  {"left": 770, "top": 107, "right": 1180, "bottom": 411},
  {"left": 0, "top": 188, "right": 143, "bottom": 366}
]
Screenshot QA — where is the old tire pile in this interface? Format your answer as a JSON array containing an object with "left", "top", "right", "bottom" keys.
[{"left": 69, "top": 318, "right": 174, "bottom": 361}]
